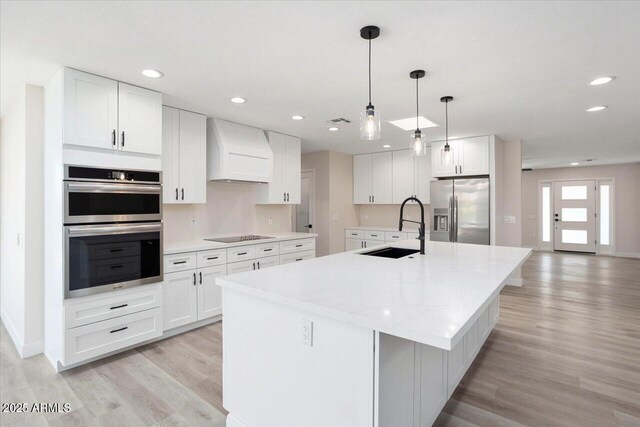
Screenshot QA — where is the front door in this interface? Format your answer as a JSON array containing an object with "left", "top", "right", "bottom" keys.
[{"left": 553, "top": 180, "right": 596, "bottom": 253}]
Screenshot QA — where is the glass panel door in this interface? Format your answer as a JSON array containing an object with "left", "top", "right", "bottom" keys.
[
  {"left": 295, "top": 171, "right": 315, "bottom": 233},
  {"left": 553, "top": 180, "right": 596, "bottom": 253}
]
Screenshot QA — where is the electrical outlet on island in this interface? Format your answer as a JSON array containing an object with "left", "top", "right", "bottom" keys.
[{"left": 301, "top": 319, "right": 313, "bottom": 347}]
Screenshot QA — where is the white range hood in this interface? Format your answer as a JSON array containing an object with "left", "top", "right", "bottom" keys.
[{"left": 207, "top": 118, "right": 273, "bottom": 183}]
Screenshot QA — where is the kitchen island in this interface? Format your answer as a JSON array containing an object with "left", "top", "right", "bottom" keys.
[{"left": 218, "top": 240, "right": 531, "bottom": 427}]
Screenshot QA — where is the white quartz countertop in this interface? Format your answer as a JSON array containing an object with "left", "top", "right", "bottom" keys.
[
  {"left": 217, "top": 240, "right": 531, "bottom": 350},
  {"left": 164, "top": 232, "right": 317, "bottom": 255}
]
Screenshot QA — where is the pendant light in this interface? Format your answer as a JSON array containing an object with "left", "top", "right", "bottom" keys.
[
  {"left": 409, "top": 70, "right": 427, "bottom": 156},
  {"left": 360, "top": 26, "right": 381, "bottom": 141},
  {"left": 440, "top": 96, "right": 453, "bottom": 152}
]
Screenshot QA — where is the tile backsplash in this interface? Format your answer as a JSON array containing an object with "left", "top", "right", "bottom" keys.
[{"left": 163, "top": 181, "right": 292, "bottom": 243}]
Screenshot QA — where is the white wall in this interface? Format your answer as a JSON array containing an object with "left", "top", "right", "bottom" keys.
[
  {"left": 501, "top": 140, "right": 522, "bottom": 247},
  {"left": 163, "top": 181, "right": 292, "bottom": 243},
  {"left": 0, "top": 85, "right": 44, "bottom": 357},
  {"left": 522, "top": 162, "right": 640, "bottom": 256}
]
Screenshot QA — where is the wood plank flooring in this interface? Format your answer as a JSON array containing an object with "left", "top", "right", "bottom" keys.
[{"left": 1, "top": 251, "right": 640, "bottom": 426}]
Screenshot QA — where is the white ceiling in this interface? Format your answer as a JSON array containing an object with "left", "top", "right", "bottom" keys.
[{"left": 1, "top": 1, "right": 639, "bottom": 169}]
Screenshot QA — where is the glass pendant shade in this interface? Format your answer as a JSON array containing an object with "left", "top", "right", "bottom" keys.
[
  {"left": 360, "top": 105, "right": 381, "bottom": 140},
  {"left": 410, "top": 130, "right": 427, "bottom": 156}
]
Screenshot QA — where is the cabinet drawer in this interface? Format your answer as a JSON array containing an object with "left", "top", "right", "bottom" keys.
[
  {"left": 64, "top": 307, "right": 162, "bottom": 366},
  {"left": 226, "top": 259, "right": 256, "bottom": 275},
  {"left": 364, "top": 231, "right": 384, "bottom": 241},
  {"left": 164, "top": 252, "right": 197, "bottom": 273},
  {"left": 65, "top": 285, "right": 162, "bottom": 329},
  {"left": 255, "top": 242, "right": 280, "bottom": 258},
  {"left": 280, "top": 238, "right": 315, "bottom": 254},
  {"left": 227, "top": 246, "right": 256, "bottom": 263},
  {"left": 345, "top": 229, "right": 364, "bottom": 239},
  {"left": 197, "top": 248, "right": 226, "bottom": 268},
  {"left": 384, "top": 231, "right": 407, "bottom": 242},
  {"left": 279, "top": 250, "right": 315, "bottom": 265},
  {"left": 407, "top": 232, "right": 420, "bottom": 240}
]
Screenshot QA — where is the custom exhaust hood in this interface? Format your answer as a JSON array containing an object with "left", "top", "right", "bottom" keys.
[{"left": 207, "top": 118, "right": 273, "bottom": 183}]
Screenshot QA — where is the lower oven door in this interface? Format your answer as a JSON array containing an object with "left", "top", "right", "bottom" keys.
[{"left": 65, "top": 223, "right": 163, "bottom": 299}]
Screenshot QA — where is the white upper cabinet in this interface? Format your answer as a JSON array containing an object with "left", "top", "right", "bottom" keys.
[
  {"left": 353, "top": 154, "right": 372, "bottom": 204},
  {"left": 61, "top": 68, "right": 162, "bottom": 156},
  {"left": 431, "top": 136, "right": 489, "bottom": 177},
  {"left": 457, "top": 137, "right": 490, "bottom": 176},
  {"left": 256, "top": 132, "right": 301, "bottom": 204},
  {"left": 431, "top": 140, "right": 458, "bottom": 177},
  {"left": 353, "top": 152, "right": 393, "bottom": 204},
  {"left": 392, "top": 150, "right": 416, "bottom": 204},
  {"left": 162, "top": 106, "right": 207, "bottom": 204},
  {"left": 63, "top": 68, "right": 118, "bottom": 150},
  {"left": 118, "top": 82, "right": 162, "bottom": 155}
]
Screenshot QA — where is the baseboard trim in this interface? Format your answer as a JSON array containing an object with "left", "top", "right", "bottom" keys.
[
  {"left": 615, "top": 251, "right": 640, "bottom": 259},
  {"left": 1, "top": 310, "right": 24, "bottom": 357},
  {"left": 227, "top": 413, "right": 250, "bottom": 427},
  {"left": 22, "top": 339, "right": 44, "bottom": 358}
]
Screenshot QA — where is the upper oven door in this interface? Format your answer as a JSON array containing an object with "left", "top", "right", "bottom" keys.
[{"left": 64, "top": 182, "right": 162, "bottom": 224}]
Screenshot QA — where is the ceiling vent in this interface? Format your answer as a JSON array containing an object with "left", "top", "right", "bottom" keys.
[{"left": 327, "top": 118, "right": 351, "bottom": 124}]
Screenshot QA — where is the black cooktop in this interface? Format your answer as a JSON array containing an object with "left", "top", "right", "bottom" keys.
[{"left": 204, "top": 235, "right": 274, "bottom": 244}]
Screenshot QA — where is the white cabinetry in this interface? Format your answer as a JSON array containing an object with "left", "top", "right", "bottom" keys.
[
  {"left": 163, "top": 237, "right": 316, "bottom": 331},
  {"left": 431, "top": 136, "right": 489, "bottom": 178},
  {"left": 345, "top": 228, "right": 423, "bottom": 252},
  {"left": 62, "top": 68, "right": 162, "bottom": 156},
  {"left": 353, "top": 152, "right": 393, "bottom": 204},
  {"left": 392, "top": 150, "right": 432, "bottom": 204},
  {"left": 256, "top": 132, "right": 301, "bottom": 204},
  {"left": 162, "top": 106, "right": 207, "bottom": 204}
]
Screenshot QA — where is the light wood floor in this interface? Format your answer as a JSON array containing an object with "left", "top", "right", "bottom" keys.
[{"left": 2, "top": 251, "right": 640, "bottom": 426}]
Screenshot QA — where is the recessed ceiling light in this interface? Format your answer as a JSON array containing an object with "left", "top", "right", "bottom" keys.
[
  {"left": 230, "top": 97, "right": 246, "bottom": 104},
  {"left": 291, "top": 115, "right": 305, "bottom": 120},
  {"left": 389, "top": 116, "right": 439, "bottom": 131},
  {"left": 590, "top": 76, "right": 615, "bottom": 86},
  {"left": 383, "top": 144, "right": 391, "bottom": 148},
  {"left": 586, "top": 105, "right": 607, "bottom": 112},
  {"left": 142, "top": 69, "right": 164, "bottom": 78},
  {"left": 328, "top": 127, "right": 339, "bottom": 132},
  {"left": 570, "top": 162, "right": 580, "bottom": 166}
]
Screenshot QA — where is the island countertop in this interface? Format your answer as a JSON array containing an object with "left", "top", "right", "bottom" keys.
[{"left": 217, "top": 240, "right": 531, "bottom": 350}]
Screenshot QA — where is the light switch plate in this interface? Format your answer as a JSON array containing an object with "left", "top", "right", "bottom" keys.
[{"left": 504, "top": 215, "right": 516, "bottom": 224}]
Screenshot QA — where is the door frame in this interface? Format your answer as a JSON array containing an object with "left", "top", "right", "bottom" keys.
[
  {"left": 292, "top": 169, "right": 316, "bottom": 233},
  {"left": 537, "top": 177, "right": 616, "bottom": 255}
]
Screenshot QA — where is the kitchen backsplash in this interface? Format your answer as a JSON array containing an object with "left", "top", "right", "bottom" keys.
[
  {"left": 357, "top": 204, "right": 431, "bottom": 230},
  {"left": 163, "top": 181, "right": 292, "bottom": 243}
]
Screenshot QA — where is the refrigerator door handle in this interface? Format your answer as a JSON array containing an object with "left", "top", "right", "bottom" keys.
[
  {"left": 448, "top": 196, "right": 454, "bottom": 242},
  {"left": 454, "top": 195, "right": 459, "bottom": 242}
]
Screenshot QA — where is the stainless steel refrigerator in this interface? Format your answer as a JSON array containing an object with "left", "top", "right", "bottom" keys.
[{"left": 430, "top": 178, "right": 490, "bottom": 245}]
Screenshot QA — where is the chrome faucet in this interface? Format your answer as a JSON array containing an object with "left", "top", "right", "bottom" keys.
[{"left": 399, "top": 197, "right": 426, "bottom": 255}]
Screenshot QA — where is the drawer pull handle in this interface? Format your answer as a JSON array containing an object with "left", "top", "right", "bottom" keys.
[
  {"left": 264, "top": 248, "right": 272, "bottom": 252},
  {"left": 295, "top": 258, "right": 303, "bottom": 261},
  {"left": 110, "top": 265, "right": 123, "bottom": 269},
  {"left": 351, "top": 233, "right": 358, "bottom": 236},
  {"left": 237, "top": 252, "right": 247, "bottom": 256},
  {"left": 371, "top": 234, "right": 378, "bottom": 237},
  {"left": 110, "top": 326, "right": 128, "bottom": 334},
  {"left": 173, "top": 260, "right": 187, "bottom": 265},
  {"left": 110, "top": 248, "right": 123, "bottom": 253},
  {"left": 295, "top": 244, "right": 303, "bottom": 247},
  {"left": 110, "top": 304, "right": 128, "bottom": 310},
  {"left": 207, "top": 256, "right": 219, "bottom": 260}
]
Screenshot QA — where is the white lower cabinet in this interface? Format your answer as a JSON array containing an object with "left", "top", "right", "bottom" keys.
[
  {"left": 65, "top": 307, "right": 162, "bottom": 366},
  {"left": 163, "top": 237, "right": 315, "bottom": 331},
  {"left": 197, "top": 265, "right": 226, "bottom": 320},
  {"left": 345, "top": 228, "right": 424, "bottom": 252},
  {"left": 163, "top": 270, "right": 199, "bottom": 330}
]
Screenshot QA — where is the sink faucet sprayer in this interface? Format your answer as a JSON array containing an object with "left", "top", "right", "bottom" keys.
[{"left": 399, "top": 197, "right": 426, "bottom": 255}]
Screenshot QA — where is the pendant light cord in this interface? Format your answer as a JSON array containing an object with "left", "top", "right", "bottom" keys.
[
  {"left": 445, "top": 99, "right": 449, "bottom": 145},
  {"left": 416, "top": 77, "right": 419, "bottom": 131},
  {"left": 368, "top": 37, "right": 372, "bottom": 105}
]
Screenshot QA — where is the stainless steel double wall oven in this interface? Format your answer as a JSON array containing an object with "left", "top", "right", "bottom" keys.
[{"left": 64, "top": 165, "right": 163, "bottom": 298}]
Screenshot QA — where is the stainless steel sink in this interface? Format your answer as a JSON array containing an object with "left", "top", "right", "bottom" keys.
[{"left": 359, "top": 247, "right": 420, "bottom": 259}]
